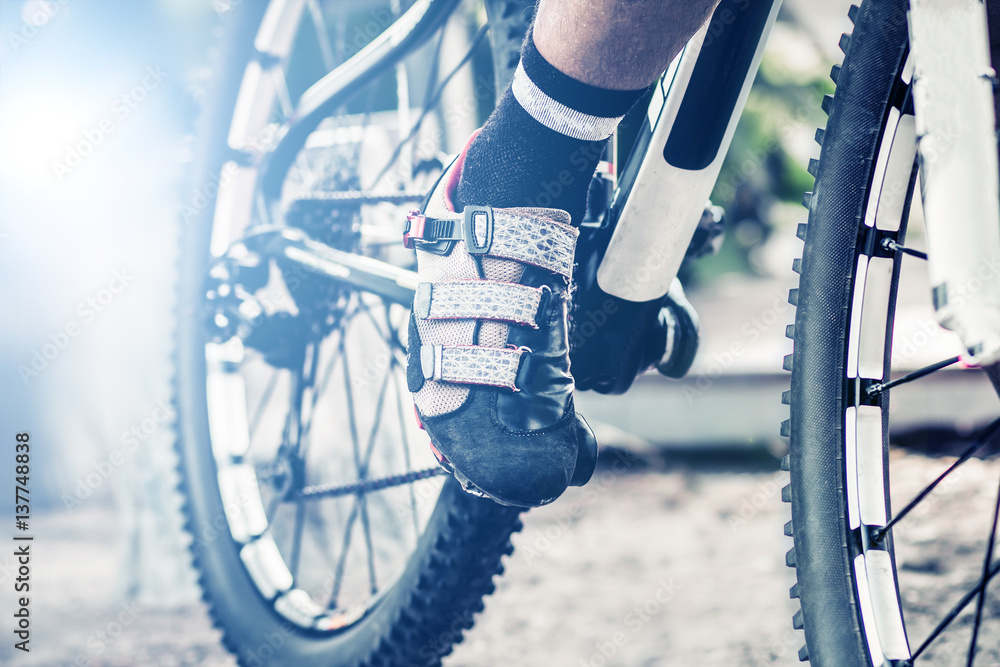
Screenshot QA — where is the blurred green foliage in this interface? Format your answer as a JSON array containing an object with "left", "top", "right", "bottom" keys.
[{"left": 686, "top": 40, "right": 836, "bottom": 284}]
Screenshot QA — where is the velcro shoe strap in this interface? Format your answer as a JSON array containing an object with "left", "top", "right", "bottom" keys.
[
  {"left": 489, "top": 211, "right": 577, "bottom": 278},
  {"left": 414, "top": 281, "right": 544, "bottom": 327},
  {"left": 408, "top": 207, "right": 578, "bottom": 278},
  {"left": 420, "top": 345, "right": 525, "bottom": 390}
]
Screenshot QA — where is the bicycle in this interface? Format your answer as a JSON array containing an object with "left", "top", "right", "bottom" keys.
[{"left": 172, "top": 0, "right": 1000, "bottom": 665}]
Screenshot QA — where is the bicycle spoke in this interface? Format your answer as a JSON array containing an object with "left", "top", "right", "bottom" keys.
[
  {"left": 351, "top": 86, "right": 381, "bottom": 186},
  {"left": 327, "top": 497, "right": 360, "bottom": 610},
  {"left": 280, "top": 373, "right": 299, "bottom": 452},
  {"left": 289, "top": 500, "right": 306, "bottom": 579},
  {"left": 266, "top": 492, "right": 283, "bottom": 525},
  {"left": 308, "top": 502, "right": 342, "bottom": 577},
  {"left": 873, "top": 416, "right": 1000, "bottom": 542},
  {"left": 307, "top": 0, "right": 336, "bottom": 72},
  {"left": 386, "top": 305, "right": 408, "bottom": 355},
  {"left": 314, "top": 316, "right": 349, "bottom": 397},
  {"left": 270, "top": 66, "right": 295, "bottom": 120},
  {"left": 338, "top": 326, "right": 393, "bottom": 481},
  {"left": 249, "top": 369, "right": 281, "bottom": 437},
  {"left": 909, "top": 557, "right": 1000, "bottom": 662},
  {"left": 866, "top": 356, "right": 960, "bottom": 397},
  {"left": 322, "top": 331, "right": 388, "bottom": 603},
  {"left": 338, "top": 332, "right": 365, "bottom": 474},
  {"left": 881, "top": 237, "right": 928, "bottom": 260},
  {"left": 357, "top": 298, "right": 390, "bottom": 343},
  {"left": 369, "top": 23, "right": 489, "bottom": 189},
  {"left": 332, "top": 1, "right": 347, "bottom": 64},
  {"left": 294, "top": 342, "right": 321, "bottom": 459},
  {"left": 302, "top": 325, "right": 346, "bottom": 442},
  {"left": 967, "top": 473, "right": 1000, "bottom": 666},
  {"left": 392, "top": 364, "right": 421, "bottom": 537},
  {"left": 359, "top": 370, "right": 392, "bottom": 478},
  {"left": 358, "top": 495, "right": 379, "bottom": 595}
]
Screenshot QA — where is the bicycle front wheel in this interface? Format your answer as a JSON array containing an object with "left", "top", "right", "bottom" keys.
[
  {"left": 784, "top": 1, "right": 1000, "bottom": 665},
  {"left": 174, "top": 1, "right": 533, "bottom": 665}
]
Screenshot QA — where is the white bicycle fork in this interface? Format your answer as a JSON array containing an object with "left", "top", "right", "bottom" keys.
[{"left": 909, "top": 0, "right": 1000, "bottom": 365}]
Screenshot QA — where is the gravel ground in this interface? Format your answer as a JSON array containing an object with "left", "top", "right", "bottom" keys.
[{"left": 5, "top": 446, "right": 998, "bottom": 667}]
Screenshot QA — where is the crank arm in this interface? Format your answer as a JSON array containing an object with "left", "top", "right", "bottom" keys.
[{"left": 241, "top": 227, "right": 418, "bottom": 306}]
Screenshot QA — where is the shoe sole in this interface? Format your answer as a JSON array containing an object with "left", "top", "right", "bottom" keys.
[{"left": 427, "top": 439, "right": 556, "bottom": 509}]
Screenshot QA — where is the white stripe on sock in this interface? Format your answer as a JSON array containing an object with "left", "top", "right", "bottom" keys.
[{"left": 511, "top": 62, "right": 623, "bottom": 141}]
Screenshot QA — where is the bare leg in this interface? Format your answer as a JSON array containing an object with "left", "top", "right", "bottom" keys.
[
  {"left": 533, "top": 0, "right": 722, "bottom": 90},
  {"left": 457, "top": 0, "right": 722, "bottom": 221}
]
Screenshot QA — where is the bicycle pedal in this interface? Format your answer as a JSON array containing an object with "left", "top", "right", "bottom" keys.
[{"left": 655, "top": 279, "right": 700, "bottom": 379}]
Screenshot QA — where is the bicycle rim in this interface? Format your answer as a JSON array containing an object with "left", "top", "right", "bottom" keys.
[{"left": 784, "top": 1, "right": 1000, "bottom": 665}]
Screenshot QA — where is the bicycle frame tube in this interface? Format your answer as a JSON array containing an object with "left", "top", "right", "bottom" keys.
[
  {"left": 909, "top": 0, "right": 1000, "bottom": 365},
  {"left": 596, "top": 0, "right": 782, "bottom": 302},
  {"left": 242, "top": 227, "right": 418, "bottom": 306}
]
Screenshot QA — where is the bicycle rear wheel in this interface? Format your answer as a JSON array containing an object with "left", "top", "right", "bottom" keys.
[
  {"left": 784, "top": 1, "right": 1000, "bottom": 665},
  {"left": 174, "top": 2, "right": 532, "bottom": 665}
]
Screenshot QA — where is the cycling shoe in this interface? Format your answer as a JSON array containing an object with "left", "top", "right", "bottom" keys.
[{"left": 404, "top": 142, "right": 597, "bottom": 508}]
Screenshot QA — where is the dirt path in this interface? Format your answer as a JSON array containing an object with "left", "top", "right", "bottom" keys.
[
  {"left": 5, "top": 449, "right": 997, "bottom": 667},
  {"left": 450, "top": 451, "right": 802, "bottom": 667}
]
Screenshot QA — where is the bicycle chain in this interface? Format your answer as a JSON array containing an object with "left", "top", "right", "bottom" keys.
[
  {"left": 292, "top": 191, "right": 426, "bottom": 206},
  {"left": 298, "top": 466, "right": 446, "bottom": 500}
]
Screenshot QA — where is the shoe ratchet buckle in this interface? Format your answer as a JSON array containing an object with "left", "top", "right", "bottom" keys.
[{"left": 403, "top": 206, "right": 494, "bottom": 255}]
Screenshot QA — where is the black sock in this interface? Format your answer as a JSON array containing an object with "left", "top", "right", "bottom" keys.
[{"left": 456, "top": 30, "right": 648, "bottom": 224}]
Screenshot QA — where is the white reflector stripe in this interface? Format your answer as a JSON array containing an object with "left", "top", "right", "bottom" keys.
[
  {"left": 875, "top": 114, "right": 917, "bottom": 232},
  {"left": 854, "top": 554, "right": 886, "bottom": 664},
  {"left": 865, "top": 550, "right": 911, "bottom": 659},
  {"left": 845, "top": 406, "right": 861, "bottom": 531},
  {"left": 859, "top": 257, "right": 894, "bottom": 379},
  {"left": 512, "top": 62, "right": 624, "bottom": 141},
  {"left": 857, "top": 405, "right": 887, "bottom": 527}
]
